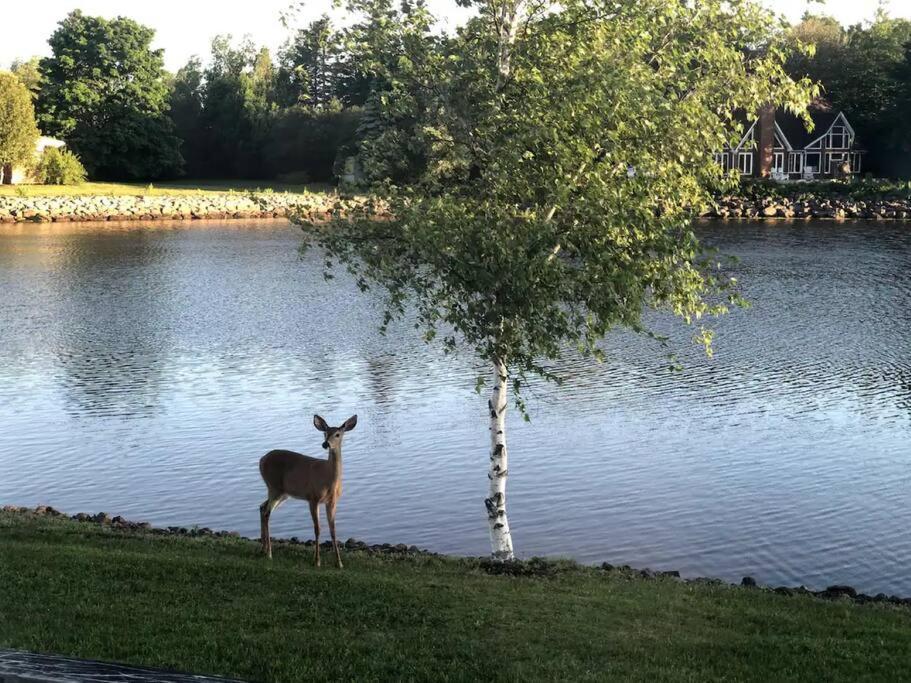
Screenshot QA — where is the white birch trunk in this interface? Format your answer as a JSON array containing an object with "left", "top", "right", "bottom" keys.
[
  {"left": 483, "top": 0, "right": 525, "bottom": 561},
  {"left": 485, "top": 358, "right": 515, "bottom": 560},
  {"left": 495, "top": 0, "right": 526, "bottom": 91}
]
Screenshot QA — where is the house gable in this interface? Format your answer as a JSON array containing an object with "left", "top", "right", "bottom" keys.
[
  {"left": 733, "top": 121, "right": 757, "bottom": 151},
  {"left": 805, "top": 112, "right": 856, "bottom": 151},
  {"left": 773, "top": 123, "right": 792, "bottom": 151}
]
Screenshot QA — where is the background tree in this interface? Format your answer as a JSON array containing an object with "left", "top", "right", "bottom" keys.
[
  {"left": 787, "top": 11, "right": 911, "bottom": 177},
  {"left": 9, "top": 58, "right": 42, "bottom": 101},
  {"left": 169, "top": 57, "right": 207, "bottom": 178},
  {"left": 191, "top": 35, "right": 274, "bottom": 178},
  {"left": 341, "top": 0, "right": 442, "bottom": 183},
  {"left": 885, "top": 42, "right": 911, "bottom": 173},
  {"left": 36, "top": 10, "right": 182, "bottom": 180},
  {"left": 275, "top": 16, "right": 342, "bottom": 108},
  {"left": 296, "top": 0, "right": 815, "bottom": 559},
  {"left": 0, "top": 72, "right": 40, "bottom": 183}
]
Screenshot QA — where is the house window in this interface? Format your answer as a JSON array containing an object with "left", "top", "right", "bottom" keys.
[
  {"left": 852, "top": 153, "right": 862, "bottom": 173},
  {"left": 773, "top": 152, "right": 785, "bottom": 173},
  {"left": 789, "top": 153, "right": 804, "bottom": 174},
  {"left": 828, "top": 125, "right": 849, "bottom": 149},
  {"left": 714, "top": 153, "right": 731, "bottom": 172},
  {"left": 738, "top": 152, "right": 753, "bottom": 176},
  {"left": 805, "top": 152, "right": 821, "bottom": 172},
  {"left": 826, "top": 152, "right": 850, "bottom": 174}
]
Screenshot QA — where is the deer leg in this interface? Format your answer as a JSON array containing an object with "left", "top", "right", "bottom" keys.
[
  {"left": 259, "top": 499, "right": 272, "bottom": 559},
  {"left": 327, "top": 501, "right": 343, "bottom": 569},
  {"left": 309, "top": 500, "right": 321, "bottom": 568},
  {"left": 260, "top": 493, "right": 286, "bottom": 559}
]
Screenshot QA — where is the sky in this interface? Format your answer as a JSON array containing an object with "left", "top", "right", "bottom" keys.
[{"left": 1, "top": 0, "right": 909, "bottom": 72}]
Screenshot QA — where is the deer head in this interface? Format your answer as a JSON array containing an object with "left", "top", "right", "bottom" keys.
[{"left": 314, "top": 414, "right": 358, "bottom": 451}]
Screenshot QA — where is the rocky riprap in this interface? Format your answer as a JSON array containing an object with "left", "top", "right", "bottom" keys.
[
  {"left": 0, "top": 193, "right": 352, "bottom": 224},
  {"left": 599, "top": 562, "right": 911, "bottom": 609},
  {"left": 705, "top": 195, "right": 911, "bottom": 220},
  {"left": 5, "top": 504, "right": 908, "bottom": 608},
  {"left": 0, "top": 504, "right": 433, "bottom": 557}
]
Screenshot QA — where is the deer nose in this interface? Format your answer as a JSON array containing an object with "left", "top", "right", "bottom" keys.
[{"left": 322, "top": 441, "right": 329, "bottom": 449}]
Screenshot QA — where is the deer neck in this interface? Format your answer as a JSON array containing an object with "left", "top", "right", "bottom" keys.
[{"left": 328, "top": 446, "right": 343, "bottom": 483}]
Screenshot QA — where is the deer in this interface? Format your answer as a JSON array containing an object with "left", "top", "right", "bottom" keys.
[{"left": 258, "top": 414, "right": 357, "bottom": 568}]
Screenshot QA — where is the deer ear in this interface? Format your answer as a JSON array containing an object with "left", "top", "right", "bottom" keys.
[
  {"left": 343, "top": 414, "right": 358, "bottom": 431},
  {"left": 313, "top": 415, "right": 329, "bottom": 432}
]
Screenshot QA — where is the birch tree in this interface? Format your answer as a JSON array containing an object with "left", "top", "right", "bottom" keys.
[{"left": 294, "top": 0, "right": 815, "bottom": 560}]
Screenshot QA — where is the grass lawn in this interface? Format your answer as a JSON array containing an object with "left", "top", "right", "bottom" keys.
[
  {"left": 0, "top": 180, "right": 333, "bottom": 197},
  {"left": 1, "top": 511, "right": 909, "bottom": 682}
]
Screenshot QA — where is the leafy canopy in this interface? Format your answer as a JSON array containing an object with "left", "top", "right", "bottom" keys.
[
  {"left": 786, "top": 10, "right": 911, "bottom": 177},
  {"left": 9, "top": 58, "right": 42, "bottom": 101},
  {"left": 0, "top": 72, "right": 39, "bottom": 169},
  {"left": 296, "top": 0, "right": 815, "bottom": 405},
  {"left": 37, "top": 10, "right": 182, "bottom": 180}
]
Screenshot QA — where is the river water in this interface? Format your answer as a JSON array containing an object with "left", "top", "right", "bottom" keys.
[{"left": 1, "top": 219, "right": 909, "bottom": 594}]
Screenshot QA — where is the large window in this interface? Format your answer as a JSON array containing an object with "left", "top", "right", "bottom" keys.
[
  {"left": 789, "top": 153, "right": 804, "bottom": 174},
  {"left": 828, "top": 125, "right": 849, "bottom": 149},
  {"left": 738, "top": 152, "right": 753, "bottom": 176},
  {"left": 826, "top": 152, "right": 850, "bottom": 174},
  {"left": 805, "top": 152, "right": 821, "bottom": 173},
  {"left": 773, "top": 152, "right": 785, "bottom": 174}
]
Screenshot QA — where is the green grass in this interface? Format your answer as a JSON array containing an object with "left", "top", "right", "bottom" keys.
[
  {"left": 1, "top": 512, "right": 909, "bottom": 682},
  {"left": 0, "top": 180, "right": 333, "bottom": 197}
]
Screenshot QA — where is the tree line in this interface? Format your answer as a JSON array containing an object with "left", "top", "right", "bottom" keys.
[
  {"left": 788, "top": 10, "right": 911, "bottom": 178},
  {"left": 4, "top": 6, "right": 911, "bottom": 183},
  {"left": 5, "top": 8, "right": 383, "bottom": 182}
]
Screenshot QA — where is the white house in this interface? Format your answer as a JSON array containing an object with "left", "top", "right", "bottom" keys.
[{"left": 1, "top": 136, "right": 67, "bottom": 185}]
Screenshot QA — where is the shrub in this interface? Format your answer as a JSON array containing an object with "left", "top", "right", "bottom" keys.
[{"left": 34, "top": 147, "right": 87, "bottom": 185}]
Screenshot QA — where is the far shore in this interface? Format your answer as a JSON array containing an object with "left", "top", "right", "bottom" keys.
[
  {"left": 2, "top": 180, "right": 911, "bottom": 224},
  {"left": 0, "top": 185, "right": 345, "bottom": 224}
]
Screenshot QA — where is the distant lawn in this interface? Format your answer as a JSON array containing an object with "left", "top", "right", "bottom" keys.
[
  {"left": 0, "top": 180, "right": 333, "bottom": 197},
  {"left": 1, "top": 511, "right": 910, "bottom": 682}
]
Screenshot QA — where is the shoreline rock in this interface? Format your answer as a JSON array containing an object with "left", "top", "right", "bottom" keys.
[
  {"left": 0, "top": 192, "right": 353, "bottom": 224},
  {"left": 1, "top": 504, "right": 434, "bottom": 558},
  {"left": 3, "top": 504, "right": 908, "bottom": 608},
  {"left": 4, "top": 191, "right": 909, "bottom": 225}
]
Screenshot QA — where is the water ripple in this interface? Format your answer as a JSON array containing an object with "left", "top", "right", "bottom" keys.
[{"left": 0, "top": 220, "right": 910, "bottom": 595}]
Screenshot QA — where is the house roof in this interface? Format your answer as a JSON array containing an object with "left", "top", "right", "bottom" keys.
[
  {"left": 36, "top": 136, "right": 66, "bottom": 150},
  {"left": 722, "top": 104, "right": 863, "bottom": 152},
  {"left": 775, "top": 109, "right": 840, "bottom": 149}
]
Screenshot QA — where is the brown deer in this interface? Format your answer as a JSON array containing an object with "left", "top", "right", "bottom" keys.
[{"left": 258, "top": 414, "right": 357, "bottom": 568}]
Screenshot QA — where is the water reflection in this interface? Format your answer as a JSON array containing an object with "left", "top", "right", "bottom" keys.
[
  {"left": 0, "top": 220, "right": 910, "bottom": 595},
  {"left": 48, "top": 229, "right": 172, "bottom": 418}
]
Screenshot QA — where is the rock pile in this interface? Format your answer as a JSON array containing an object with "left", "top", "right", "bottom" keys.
[
  {"left": 0, "top": 504, "right": 434, "bottom": 556},
  {"left": 6, "top": 504, "right": 910, "bottom": 607},
  {"left": 0, "top": 192, "right": 349, "bottom": 224}
]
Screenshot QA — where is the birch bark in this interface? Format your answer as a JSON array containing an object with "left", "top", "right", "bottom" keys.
[
  {"left": 485, "top": 358, "right": 515, "bottom": 560},
  {"left": 484, "top": 0, "right": 524, "bottom": 561}
]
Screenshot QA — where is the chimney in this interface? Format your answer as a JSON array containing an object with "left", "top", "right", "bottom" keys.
[{"left": 758, "top": 104, "right": 775, "bottom": 178}]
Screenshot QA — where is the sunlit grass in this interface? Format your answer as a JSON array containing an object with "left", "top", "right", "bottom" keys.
[
  {"left": 0, "top": 180, "right": 333, "bottom": 197},
  {"left": 1, "top": 511, "right": 910, "bottom": 682}
]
